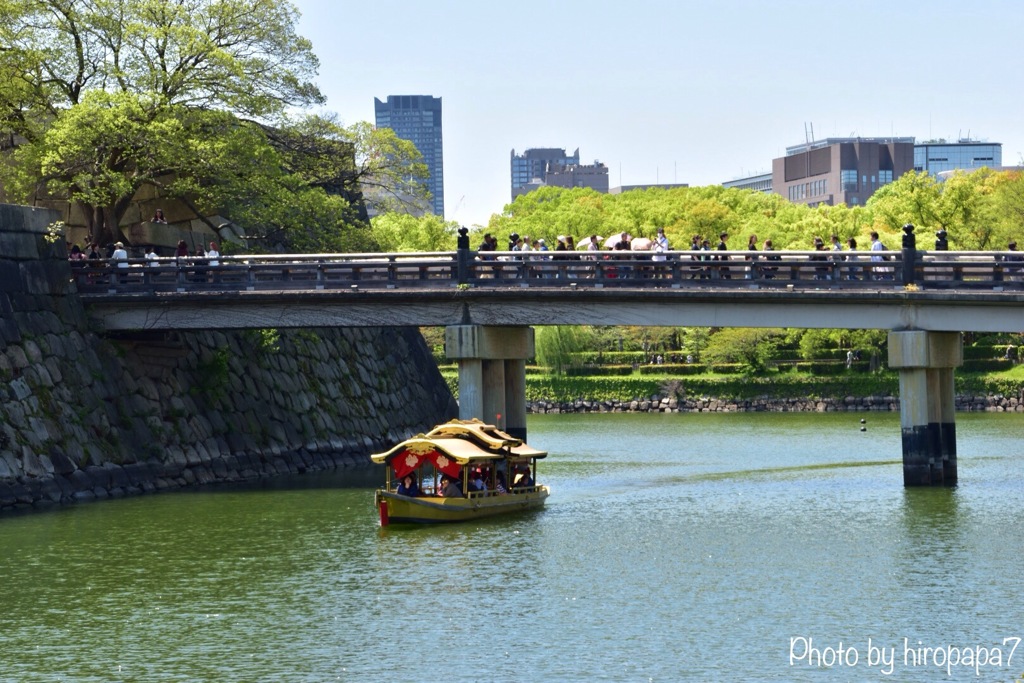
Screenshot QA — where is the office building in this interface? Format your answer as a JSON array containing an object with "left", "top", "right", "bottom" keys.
[
  {"left": 914, "top": 139, "right": 1001, "bottom": 176},
  {"left": 511, "top": 148, "right": 578, "bottom": 198},
  {"left": 722, "top": 173, "right": 773, "bottom": 194},
  {"left": 374, "top": 95, "right": 444, "bottom": 217},
  {"left": 511, "top": 148, "right": 608, "bottom": 198},
  {"left": 772, "top": 137, "right": 914, "bottom": 207}
]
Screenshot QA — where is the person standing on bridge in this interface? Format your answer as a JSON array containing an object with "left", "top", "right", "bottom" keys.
[
  {"left": 207, "top": 242, "right": 220, "bottom": 266},
  {"left": 846, "top": 237, "right": 860, "bottom": 280},
  {"left": 651, "top": 228, "right": 670, "bottom": 280},
  {"left": 744, "top": 234, "right": 758, "bottom": 279},
  {"left": 870, "top": 231, "right": 891, "bottom": 280},
  {"left": 111, "top": 241, "right": 129, "bottom": 284},
  {"left": 716, "top": 232, "right": 731, "bottom": 279}
]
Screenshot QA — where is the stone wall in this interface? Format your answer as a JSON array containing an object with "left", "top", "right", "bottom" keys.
[
  {"left": 529, "top": 393, "right": 1024, "bottom": 414},
  {"left": 0, "top": 204, "right": 457, "bottom": 512}
]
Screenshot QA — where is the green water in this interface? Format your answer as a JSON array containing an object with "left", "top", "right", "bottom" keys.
[{"left": 1, "top": 412, "right": 1023, "bottom": 682}]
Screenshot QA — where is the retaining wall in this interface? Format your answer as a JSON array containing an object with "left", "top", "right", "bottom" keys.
[
  {"left": 529, "top": 393, "right": 1024, "bottom": 414},
  {"left": 0, "top": 204, "right": 457, "bottom": 512}
]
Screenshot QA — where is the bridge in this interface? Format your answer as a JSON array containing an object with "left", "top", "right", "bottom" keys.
[{"left": 74, "top": 246, "right": 1024, "bottom": 489}]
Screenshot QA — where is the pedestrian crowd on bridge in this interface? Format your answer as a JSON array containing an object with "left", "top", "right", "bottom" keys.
[{"left": 468, "top": 227, "right": 914, "bottom": 282}]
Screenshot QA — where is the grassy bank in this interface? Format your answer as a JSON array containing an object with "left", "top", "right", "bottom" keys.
[{"left": 439, "top": 366, "right": 1024, "bottom": 403}]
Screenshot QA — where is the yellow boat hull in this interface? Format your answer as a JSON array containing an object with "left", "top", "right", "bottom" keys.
[{"left": 376, "top": 487, "right": 549, "bottom": 525}]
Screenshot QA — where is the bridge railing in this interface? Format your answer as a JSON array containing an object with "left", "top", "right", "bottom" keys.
[{"left": 69, "top": 249, "right": 1024, "bottom": 293}]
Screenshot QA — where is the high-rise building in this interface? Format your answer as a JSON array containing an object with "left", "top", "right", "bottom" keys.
[
  {"left": 374, "top": 95, "right": 444, "bottom": 218},
  {"left": 510, "top": 148, "right": 609, "bottom": 198},
  {"left": 772, "top": 137, "right": 915, "bottom": 207},
  {"left": 914, "top": 139, "right": 1002, "bottom": 176}
]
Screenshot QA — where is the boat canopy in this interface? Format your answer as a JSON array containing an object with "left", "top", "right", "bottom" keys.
[{"left": 371, "top": 419, "right": 547, "bottom": 479}]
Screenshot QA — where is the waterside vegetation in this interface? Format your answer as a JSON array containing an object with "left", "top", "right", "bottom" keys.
[{"left": 425, "top": 327, "right": 1024, "bottom": 406}]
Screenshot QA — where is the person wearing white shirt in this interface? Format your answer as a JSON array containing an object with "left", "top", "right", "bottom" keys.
[
  {"left": 111, "top": 241, "right": 129, "bottom": 284},
  {"left": 206, "top": 241, "right": 220, "bottom": 267},
  {"left": 869, "top": 231, "right": 891, "bottom": 280}
]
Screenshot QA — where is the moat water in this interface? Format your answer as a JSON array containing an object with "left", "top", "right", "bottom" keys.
[{"left": 2, "top": 412, "right": 1023, "bottom": 682}]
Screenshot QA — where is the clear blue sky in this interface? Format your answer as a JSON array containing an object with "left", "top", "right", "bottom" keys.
[{"left": 291, "top": 0, "right": 1024, "bottom": 228}]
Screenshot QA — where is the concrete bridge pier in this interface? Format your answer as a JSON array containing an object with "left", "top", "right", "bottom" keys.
[
  {"left": 445, "top": 325, "right": 534, "bottom": 441},
  {"left": 888, "top": 330, "right": 963, "bottom": 486}
]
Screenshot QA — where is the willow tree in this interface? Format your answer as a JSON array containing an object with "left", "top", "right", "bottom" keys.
[
  {"left": 0, "top": 0, "right": 325, "bottom": 245},
  {"left": 535, "top": 326, "right": 591, "bottom": 375}
]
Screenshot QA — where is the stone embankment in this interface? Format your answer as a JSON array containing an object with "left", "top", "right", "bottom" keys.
[
  {"left": 529, "top": 393, "right": 1024, "bottom": 414},
  {"left": 0, "top": 205, "right": 457, "bottom": 512}
]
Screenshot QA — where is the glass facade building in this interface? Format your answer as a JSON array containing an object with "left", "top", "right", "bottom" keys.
[
  {"left": 914, "top": 140, "right": 1001, "bottom": 176},
  {"left": 510, "top": 148, "right": 580, "bottom": 198},
  {"left": 374, "top": 95, "right": 444, "bottom": 218}
]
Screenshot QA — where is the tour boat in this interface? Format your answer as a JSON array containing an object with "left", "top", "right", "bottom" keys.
[{"left": 371, "top": 419, "right": 549, "bottom": 526}]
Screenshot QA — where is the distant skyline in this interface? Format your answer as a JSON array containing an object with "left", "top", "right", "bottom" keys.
[{"left": 291, "top": 0, "right": 1024, "bottom": 228}]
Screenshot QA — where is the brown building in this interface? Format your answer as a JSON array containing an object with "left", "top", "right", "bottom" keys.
[{"left": 772, "top": 137, "right": 914, "bottom": 207}]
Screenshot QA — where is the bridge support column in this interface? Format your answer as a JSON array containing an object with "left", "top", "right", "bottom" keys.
[
  {"left": 445, "top": 325, "right": 534, "bottom": 441},
  {"left": 888, "top": 331, "right": 962, "bottom": 486}
]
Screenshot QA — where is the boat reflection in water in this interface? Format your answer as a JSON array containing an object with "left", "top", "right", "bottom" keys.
[{"left": 371, "top": 419, "right": 549, "bottom": 526}]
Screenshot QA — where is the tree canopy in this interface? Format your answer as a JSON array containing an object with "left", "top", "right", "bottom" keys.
[
  {"left": 480, "top": 170, "right": 1024, "bottom": 255},
  {"left": 0, "top": 0, "right": 426, "bottom": 250}
]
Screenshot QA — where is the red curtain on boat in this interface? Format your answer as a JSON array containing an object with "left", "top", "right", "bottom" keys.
[{"left": 390, "top": 450, "right": 463, "bottom": 479}]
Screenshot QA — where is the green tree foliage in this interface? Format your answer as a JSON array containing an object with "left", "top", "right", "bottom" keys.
[
  {"left": 699, "top": 328, "right": 785, "bottom": 372},
  {"left": 487, "top": 168, "right": 1024, "bottom": 257},
  {"left": 866, "top": 169, "right": 1020, "bottom": 250},
  {"left": 0, "top": 0, "right": 412, "bottom": 251},
  {"left": 342, "top": 122, "right": 430, "bottom": 216},
  {"left": 370, "top": 213, "right": 459, "bottom": 252},
  {"left": 535, "top": 326, "right": 591, "bottom": 375}
]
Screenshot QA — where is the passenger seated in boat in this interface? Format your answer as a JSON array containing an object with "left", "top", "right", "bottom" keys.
[
  {"left": 440, "top": 475, "right": 464, "bottom": 498},
  {"left": 470, "top": 469, "right": 487, "bottom": 492},
  {"left": 495, "top": 471, "right": 508, "bottom": 495},
  {"left": 512, "top": 467, "right": 534, "bottom": 489},
  {"left": 396, "top": 473, "right": 421, "bottom": 497}
]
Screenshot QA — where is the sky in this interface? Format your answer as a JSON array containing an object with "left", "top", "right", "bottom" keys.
[{"left": 290, "top": 0, "right": 1024, "bottom": 228}]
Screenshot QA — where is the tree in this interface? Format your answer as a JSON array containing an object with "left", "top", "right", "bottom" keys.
[
  {"left": 866, "top": 171, "right": 942, "bottom": 233},
  {"left": 535, "top": 326, "right": 591, "bottom": 375},
  {"left": 0, "top": 0, "right": 325, "bottom": 245},
  {"left": 700, "top": 328, "right": 784, "bottom": 372},
  {"left": 339, "top": 121, "right": 430, "bottom": 217},
  {"left": 370, "top": 213, "right": 459, "bottom": 252}
]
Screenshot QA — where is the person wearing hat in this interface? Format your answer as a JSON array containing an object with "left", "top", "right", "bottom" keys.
[
  {"left": 111, "top": 241, "right": 128, "bottom": 265},
  {"left": 111, "top": 241, "right": 129, "bottom": 284}
]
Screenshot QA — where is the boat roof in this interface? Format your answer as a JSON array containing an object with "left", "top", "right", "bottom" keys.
[{"left": 370, "top": 419, "right": 547, "bottom": 466}]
